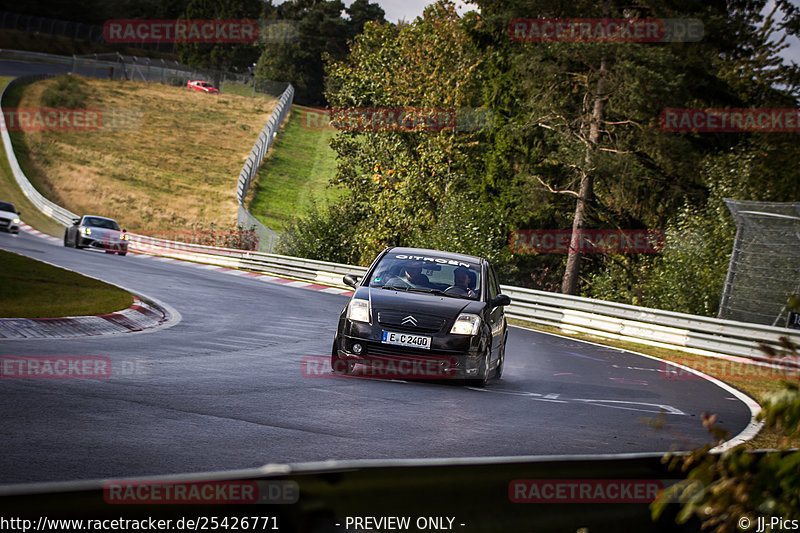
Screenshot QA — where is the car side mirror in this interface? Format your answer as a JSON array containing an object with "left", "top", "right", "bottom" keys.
[
  {"left": 343, "top": 274, "right": 360, "bottom": 288},
  {"left": 72, "top": 218, "right": 81, "bottom": 225},
  {"left": 491, "top": 294, "right": 511, "bottom": 308}
]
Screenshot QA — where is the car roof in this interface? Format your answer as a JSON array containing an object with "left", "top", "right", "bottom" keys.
[
  {"left": 82, "top": 215, "right": 118, "bottom": 222},
  {"left": 385, "top": 246, "right": 485, "bottom": 266}
]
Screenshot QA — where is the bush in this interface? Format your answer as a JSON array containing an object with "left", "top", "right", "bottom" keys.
[{"left": 41, "top": 75, "right": 90, "bottom": 108}]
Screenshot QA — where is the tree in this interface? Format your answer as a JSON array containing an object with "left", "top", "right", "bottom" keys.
[
  {"left": 255, "top": 0, "right": 384, "bottom": 104},
  {"left": 175, "top": 0, "right": 263, "bottom": 76}
]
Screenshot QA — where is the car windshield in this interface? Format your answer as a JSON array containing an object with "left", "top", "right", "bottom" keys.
[
  {"left": 83, "top": 217, "right": 120, "bottom": 230},
  {"left": 0, "top": 201, "right": 15, "bottom": 212},
  {"left": 369, "top": 253, "right": 481, "bottom": 300}
]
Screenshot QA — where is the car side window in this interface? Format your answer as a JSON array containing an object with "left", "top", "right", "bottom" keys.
[
  {"left": 488, "top": 264, "right": 501, "bottom": 301},
  {"left": 487, "top": 264, "right": 498, "bottom": 301}
]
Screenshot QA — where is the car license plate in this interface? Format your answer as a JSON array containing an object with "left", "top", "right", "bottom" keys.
[{"left": 381, "top": 331, "right": 431, "bottom": 350}]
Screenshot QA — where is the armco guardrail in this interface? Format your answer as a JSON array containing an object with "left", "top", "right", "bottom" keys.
[
  {"left": 235, "top": 83, "right": 294, "bottom": 252},
  {"left": 501, "top": 285, "right": 800, "bottom": 364},
  {"left": 0, "top": 75, "right": 79, "bottom": 227},
  {"left": 127, "top": 233, "right": 367, "bottom": 290},
  {"left": 2, "top": 75, "right": 797, "bottom": 365}
]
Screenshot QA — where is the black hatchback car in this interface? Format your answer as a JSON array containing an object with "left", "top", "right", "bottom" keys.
[{"left": 332, "top": 247, "right": 511, "bottom": 386}]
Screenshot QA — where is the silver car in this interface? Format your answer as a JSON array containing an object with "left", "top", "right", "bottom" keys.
[
  {"left": 64, "top": 215, "right": 129, "bottom": 255},
  {"left": 0, "top": 201, "right": 21, "bottom": 234}
]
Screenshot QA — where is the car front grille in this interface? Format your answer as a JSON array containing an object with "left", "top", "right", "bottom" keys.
[{"left": 376, "top": 310, "right": 445, "bottom": 333}]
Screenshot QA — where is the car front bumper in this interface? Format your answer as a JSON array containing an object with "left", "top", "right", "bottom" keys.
[
  {"left": 336, "top": 319, "right": 485, "bottom": 380},
  {"left": 0, "top": 218, "right": 19, "bottom": 233},
  {"left": 80, "top": 237, "right": 128, "bottom": 252}
]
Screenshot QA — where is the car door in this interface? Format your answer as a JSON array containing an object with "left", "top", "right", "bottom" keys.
[
  {"left": 67, "top": 218, "right": 79, "bottom": 245},
  {"left": 485, "top": 263, "right": 506, "bottom": 362}
]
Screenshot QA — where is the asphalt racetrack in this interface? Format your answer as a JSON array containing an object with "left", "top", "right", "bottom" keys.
[{"left": 0, "top": 230, "right": 754, "bottom": 484}]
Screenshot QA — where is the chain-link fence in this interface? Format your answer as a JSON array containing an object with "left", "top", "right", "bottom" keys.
[
  {"left": 1, "top": 10, "right": 176, "bottom": 53},
  {"left": 1, "top": 11, "right": 105, "bottom": 43},
  {"left": 236, "top": 84, "right": 294, "bottom": 253},
  {"left": 718, "top": 199, "right": 800, "bottom": 328}
]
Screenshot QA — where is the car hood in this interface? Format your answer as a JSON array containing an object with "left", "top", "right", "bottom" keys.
[
  {"left": 357, "top": 286, "right": 479, "bottom": 318},
  {"left": 0, "top": 209, "right": 18, "bottom": 219},
  {"left": 84, "top": 227, "right": 122, "bottom": 239}
]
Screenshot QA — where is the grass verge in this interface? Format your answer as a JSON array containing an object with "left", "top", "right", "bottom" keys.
[
  {"left": 508, "top": 318, "right": 800, "bottom": 450},
  {"left": 246, "top": 104, "right": 343, "bottom": 232},
  {"left": 0, "top": 249, "right": 134, "bottom": 318}
]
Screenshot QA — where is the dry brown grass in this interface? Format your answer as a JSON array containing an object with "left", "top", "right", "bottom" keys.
[{"left": 14, "top": 76, "right": 276, "bottom": 234}]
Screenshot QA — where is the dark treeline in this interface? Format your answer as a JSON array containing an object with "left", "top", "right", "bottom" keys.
[{"left": 4, "top": 0, "right": 386, "bottom": 103}]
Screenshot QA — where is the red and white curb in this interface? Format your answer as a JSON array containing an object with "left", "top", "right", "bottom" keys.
[
  {"left": 18, "top": 223, "right": 354, "bottom": 297},
  {"left": 20, "top": 223, "right": 61, "bottom": 244},
  {"left": 0, "top": 297, "right": 167, "bottom": 340}
]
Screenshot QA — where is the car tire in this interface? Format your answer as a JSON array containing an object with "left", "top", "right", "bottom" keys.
[
  {"left": 330, "top": 338, "right": 353, "bottom": 375},
  {"left": 63, "top": 232, "right": 70, "bottom": 247},
  {"left": 119, "top": 251, "right": 127, "bottom": 256},
  {"left": 75, "top": 237, "right": 84, "bottom": 249},
  {"left": 469, "top": 348, "right": 491, "bottom": 388},
  {"left": 494, "top": 344, "right": 505, "bottom": 379},
  {"left": 494, "top": 333, "right": 507, "bottom": 379}
]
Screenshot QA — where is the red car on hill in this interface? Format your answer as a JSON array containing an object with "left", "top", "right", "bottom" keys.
[{"left": 186, "top": 80, "right": 219, "bottom": 94}]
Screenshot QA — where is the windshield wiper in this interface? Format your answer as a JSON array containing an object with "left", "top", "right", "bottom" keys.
[
  {"left": 380, "top": 285, "right": 410, "bottom": 291},
  {"left": 405, "top": 287, "right": 447, "bottom": 296}
]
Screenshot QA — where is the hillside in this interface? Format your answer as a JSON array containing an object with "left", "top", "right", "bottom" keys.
[{"left": 7, "top": 75, "right": 276, "bottom": 234}]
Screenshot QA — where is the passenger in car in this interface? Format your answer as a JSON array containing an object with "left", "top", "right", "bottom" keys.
[{"left": 453, "top": 267, "right": 477, "bottom": 298}]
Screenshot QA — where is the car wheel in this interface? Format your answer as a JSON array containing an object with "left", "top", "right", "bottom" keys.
[
  {"left": 63, "top": 232, "right": 70, "bottom": 247},
  {"left": 118, "top": 251, "right": 127, "bottom": 256},
  {"left": 494, "top": 343, "right": 505, "bottom": 379},
  {"left": 74, "top": 237, "right": 84, "bottom": 249},
  {"left": 469, "top": 348, "right": 491, "bottom": 387},
  {"left": 330, "top": 338, "right": 353, "bottom": 375}
]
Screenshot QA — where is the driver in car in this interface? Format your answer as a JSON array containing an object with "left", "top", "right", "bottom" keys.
[
  {"left": 453, "top": 266, "right": 477, "bottom": 298},
  {"left": 403, "top": 263, "right": 430, "bottom": 287}
]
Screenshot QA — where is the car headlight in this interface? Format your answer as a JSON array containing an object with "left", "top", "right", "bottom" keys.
[
  {"left": 82, "top": 227, "right": 91, "bottom": 235},
  {"left": 120, "top": 234, "right": 129, "bottom": 241},
  {"left": 450, "top": 313, "right": 481, "bottom": 335},
  {"left": 12, "top": 217, "right": 19, "bottom": 224},
  {"left": 346, "top": 299, "right": 370, "bottom": 323}
]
